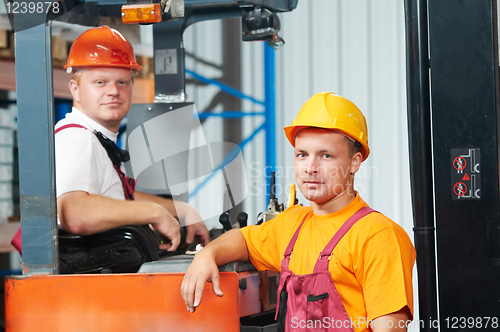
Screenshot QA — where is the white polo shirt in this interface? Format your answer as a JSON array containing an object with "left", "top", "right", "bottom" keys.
[{"left": 55, "top": 107, "right": 125, "bottom": 200}]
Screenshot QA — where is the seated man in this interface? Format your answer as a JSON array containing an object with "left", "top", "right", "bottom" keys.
[
  {"left": 181, "top": 92, "right": 416, "bottom": 331},
  {"left": 56, "top": 26, "right": 209, "bottom": 251}
]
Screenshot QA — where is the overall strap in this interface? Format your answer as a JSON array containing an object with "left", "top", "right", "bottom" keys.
[
  {"left": 281, "top": 211, "right": 312, "bottom": 271},
  {"left": 313, "top": 207, "right": 377, "bottom": 273},
  {"left": 55, "top": 124, "right": 86, "bottom": 134},
  {"left": 275, "top": 211, "right": 312, "bottom": 321},
  {"left": 113, "top": 164, "right": 136, "bottom": 200}
]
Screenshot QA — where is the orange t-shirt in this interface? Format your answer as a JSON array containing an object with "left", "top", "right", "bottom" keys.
[{"left": 240, "top": 195, "right": 416, "bottom": 332}]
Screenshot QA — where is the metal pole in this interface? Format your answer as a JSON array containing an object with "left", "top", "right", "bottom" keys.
[
  {"left": 404, "top": 0, "right": 438, "bottom": 329},
  {"left": 264, "top": 43, "right": 276, "bottom": 206},
  {"left": 222, "top": 17, "right": 242, "bottom": 217},
  {"left": 14, "top": 18, "right": 58, "bottom": 274}
]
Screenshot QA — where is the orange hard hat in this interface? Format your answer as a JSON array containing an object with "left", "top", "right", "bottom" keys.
[
  {"left": 284, "top": 92, "right": 370, "bottom": 161},
  {"left": 64, "top": 25, "right": 142, "bottom": 71}
]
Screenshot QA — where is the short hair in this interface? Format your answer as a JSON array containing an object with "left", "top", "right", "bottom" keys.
[
  {"left": 71, "top": 70, "right": 85, "bottom": 85},
  {"left": 344, "top": 137, "right": 362, "bottom": 157}
]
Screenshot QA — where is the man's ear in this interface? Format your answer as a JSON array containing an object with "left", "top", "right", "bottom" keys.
[
  {"left": 350, "top": 152, "right": 363, "bottom": 174},
  {"left": 69, "top": 79, "right": 80, "bottom": 103}
]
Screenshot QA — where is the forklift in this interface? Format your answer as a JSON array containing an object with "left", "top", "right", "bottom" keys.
[{"left": 6, "top": 0, "right": 500, "bottom": 331}]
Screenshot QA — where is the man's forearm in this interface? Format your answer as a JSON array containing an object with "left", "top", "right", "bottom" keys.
[
  {"left": 135, "top": 190, "right": 205, "bottom": 227},
  {"left": 57, "top": 191, "right": 167, "bottom": 235},
  {"left": 200, "top": 229, "right": 250, "bottom": 266},
  {"left": 134, "top": 191, "right": 178, "bottom": 217}
]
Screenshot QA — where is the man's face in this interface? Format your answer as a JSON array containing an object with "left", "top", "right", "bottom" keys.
[
  {"left": 69, "top": 67, "right": 133, "bottom": 132},
  {"left": 294, "top": 128, "right": 361, "bottom": 206}
]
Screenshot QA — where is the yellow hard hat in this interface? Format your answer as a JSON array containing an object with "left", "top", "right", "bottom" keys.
[{"left": 283, "top": 92, "right": 370, "bottom": 161}]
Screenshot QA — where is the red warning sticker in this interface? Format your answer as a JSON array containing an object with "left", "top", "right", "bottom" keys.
[
  {"left": 451, "top": 148, "right": 480, "bottom": 200},
  {"left": 454, "top": 182, "right": 467, "bottom": 196},
  {"left": 453, "top": 156, "right": 467, "bottom": 171}
]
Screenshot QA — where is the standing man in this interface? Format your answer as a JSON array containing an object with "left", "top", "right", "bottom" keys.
[
  {"left": 181, "top": 92, "right": 416, "bottom": 331},
  {"left": 56, "top": 26, "right": 210, "bottom": 251}
]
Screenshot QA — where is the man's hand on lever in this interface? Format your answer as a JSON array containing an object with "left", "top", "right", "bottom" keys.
[
  {"left": 134, "top": 191, "right": 210, "bottom": 248},
  {"left": 149, "top": 204, "right": 182, "bottom": 251}
]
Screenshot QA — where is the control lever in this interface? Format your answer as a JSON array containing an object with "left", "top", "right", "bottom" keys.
[
  {"left": 219, "top": 212, "right": 233, "bottom": 232},
  {"left": 257, "top": 171, "right": 283, "bottom": 224},
  {"left": 237, "top": 212, "right": 248, "bottom": 228}
]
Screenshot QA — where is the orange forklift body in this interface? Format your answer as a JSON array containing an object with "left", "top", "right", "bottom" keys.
[{"left": 4, "top": 272, "right": 240, "bottom": 332}]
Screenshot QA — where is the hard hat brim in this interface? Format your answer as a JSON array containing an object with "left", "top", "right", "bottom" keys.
[{"left": 63, "top": 63, "right": 143, "bottom": 71}]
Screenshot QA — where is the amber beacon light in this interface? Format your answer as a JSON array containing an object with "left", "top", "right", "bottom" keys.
[{"left": 121, "top": 3, "right": 162, "bottom": 24}]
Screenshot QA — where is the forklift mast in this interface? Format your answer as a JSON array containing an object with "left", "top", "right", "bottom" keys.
[{"left": 406, "top": 0, "right": 500, "bottom": 330}]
